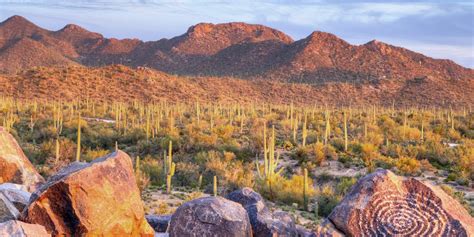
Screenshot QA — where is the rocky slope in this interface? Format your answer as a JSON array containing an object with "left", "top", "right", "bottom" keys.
[
  {"left": 1, "top": 65, "right": 472, "bottom": 106},
  {"left": 0, "top": 15, "right": 472, "bottom": 85}
]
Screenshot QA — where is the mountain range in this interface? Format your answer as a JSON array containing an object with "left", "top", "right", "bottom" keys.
[{"left": 0, "top": 15, "right": 472, "bottom": 83}]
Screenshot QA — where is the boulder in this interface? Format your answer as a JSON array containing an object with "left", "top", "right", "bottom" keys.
[
  {"left": 169, "top": 196, "right": 252, "bottom": 237},
  {"left": 226, "top": 187, "right": 298, "bottom": 237},
  {"left": 0, "top": 220, "right": 50, "bottom": 237},
  {"left": 21, "top": 150, "right": 154, "bottom": 236},
  {"left": 329, "top": 169, "right": 474, "bottom": 236},
  {"left": 0, "top": 192, "right": 20, "bottom": 222},
  {"left": 0, "top": 127, "right": 44, "bottom": 191},
  {"left": 0, "top": 183, "right": 31, "bottom": 212},
  {"left": 146, "top": 214, "right": 172, "bottom": 232}
]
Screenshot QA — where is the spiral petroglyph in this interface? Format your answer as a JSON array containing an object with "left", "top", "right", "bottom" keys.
[
  {"left": 329, "top": 169, "right": 473, "bottom": 237},
  {"left": 354, "top": 191, "right": 464, "bottom": 236}
]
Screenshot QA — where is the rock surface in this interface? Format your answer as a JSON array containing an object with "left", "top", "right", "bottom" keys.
[
  {"left": 21, "top": 150, "right": 154, "bottom": 236},
  {"left": 169, "top": 196, "right": 252, "bottom": 237},
  {"left": 226, "top": 187, "right": 298, "bottom": 237},
  {"left": 0, "top": 183, "right": 31, "bottom": 212},
  {"left": 0, "top": 192, "right": 20, "bottom": 222},
  {"left": 146, "top": 214, "right": 172, "bottom": 232},
  {"left": 0, "top": 127, "right": 44, "bottom": 191},
  {"left": 313, "top": 219, "right": 344, "bottom": 237},
  {"left": 329, "top": 169, "right": 474, "bottom": 236},
  {"left": 0, "top": 220, "right": 50, "bottom": 237}
]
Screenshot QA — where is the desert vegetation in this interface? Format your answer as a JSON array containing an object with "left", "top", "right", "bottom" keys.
[{"left": 1, "top": 96, "right": 472, "bottom": 224}]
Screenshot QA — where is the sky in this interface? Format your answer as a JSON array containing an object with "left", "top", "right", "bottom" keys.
[{"left": 1, "top": 0, "right": 473, "bottom": 68}]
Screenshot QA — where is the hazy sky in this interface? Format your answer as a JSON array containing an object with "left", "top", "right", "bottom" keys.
[{"left": 1, "top": 0, "right": 473, "bottom": 68}]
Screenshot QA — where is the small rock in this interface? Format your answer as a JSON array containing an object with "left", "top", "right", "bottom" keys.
[
  {"left": 226, "top": 188, "right": 298, "bottom": 237},
  {"left": 296, "top": 225, "right": 316, "bottom": 237},
  {"left": 0, "top": 183, "right": 31, "bottom": 212},
  {"left": 313, "top": 219, "right": 344, "bottom": 237},
  {"left": 0, "top": 220, "right": 50, "bottom": 237},
  {"left": 146, "top": 214, "right": 172, "bottom": 232},
  {"left": 169, "top": 196, "right": 252, "bottom": 237},
  {"left": 0, "top": 192, "right": 20, "bottom": 222}
]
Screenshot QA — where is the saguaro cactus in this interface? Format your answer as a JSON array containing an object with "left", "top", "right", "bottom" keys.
[
  {"left": 165, "top": 141, "right": 176, "bottom": 194},
  {"left": 76, "top": 113, "right": 81, "bottom": 162},
  {"left": 302, "top": 113, "right": 308, "bottom": 147},
  {"left": 344, "top": 111, "right": 348, "bottom": 151},
  {"left": 213, "top": 176, "right": 218, "bottom": 197},
  {"left": 256, "top": 123, "right": 283, "bottom": 200},
  {"left": 303, "top": 168, "right": 308, "bottom": 211}
]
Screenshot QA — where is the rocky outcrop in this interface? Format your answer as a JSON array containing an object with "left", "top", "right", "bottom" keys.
[
  {"left": 0, "top": 127, "right": 44, "bottom": 191},
  {"left": 0, "top": 183, "right": 31, "bottom": 212},
  {"left": 329, "top": 169, "right": 474, "bottom": 236},
  {"left": 169, "top": 196, "right": 252, "bottom": 237},
  {"left": 226, "top": 187, "right": 298, "bottom": 237},
  {"left": 0, "top": 220, "right": 50, "bottom": 237},
  {"left": 146, "top": 214, "right": 171, "bottom": 233},
  {"left": 21, "top": 150, "right": 154, "bottom": 236}
]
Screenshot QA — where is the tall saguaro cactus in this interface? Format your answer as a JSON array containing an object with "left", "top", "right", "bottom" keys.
[
  {"left": 256, "top": 123, "right": 283, "bottom": 200},
  {"left": 76, "top": 113, "right": 81, "bottom": 162},
  {"left": 165, "top": 141, "right": 176, "bottom": 194},
  {"left": 344, "top": 111, "right": 348, "bottom": 151}
]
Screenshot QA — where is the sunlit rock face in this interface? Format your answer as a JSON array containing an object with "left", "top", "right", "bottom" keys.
[
  {"left": 21, "top": 151, "right": 154, "bottom": 237},
  {"left": 0, "top": 127, "right": 44, "bottom": 191}
]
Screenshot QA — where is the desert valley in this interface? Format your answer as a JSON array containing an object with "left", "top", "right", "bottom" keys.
[{"left": 0, "top": 12, "right": 473, "bottom": 237}]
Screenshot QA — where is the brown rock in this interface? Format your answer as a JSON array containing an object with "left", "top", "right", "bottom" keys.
[
  {"left": 21, "top": 150, "right": 154, "bottom": 236},
  {"left": 0, "top": 220, "right": 50, "bottom": 237},
  {"left": 329, "top": 169, "right": 474, "bottom": 236},
  {"left": 146, "top": 214, "right": 171, "bottom": 232},
  {"left": 169, "top": 196, "right": 252, "bottom": 237},
  {"left": 0, "top": 127, "right": 44, "bottom": 191},
  {"left": 313, "top": 219, "right": 344, "bottom": 237},
  {"left": 226, "top": 187, "right": 298, "bottom": 237}
]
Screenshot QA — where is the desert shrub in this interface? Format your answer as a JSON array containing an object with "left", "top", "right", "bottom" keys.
[
  {"left": 313, "top": 142, "right": 325, "bottom": 165},
  {"left": 336, "top": 177, "right": 357, "bottom": 196},
  {"left": 174, "top": 162, "right": 201, "bottom": 187},
  {"left": 83, "top": 148, "right": 110, "bottom": 162},
  {"left": 360, "top": 143, "right": 378, "bottom": 171},
  {"left": 141, "top": 157, "right": 165, "bottom": 185},
  {"left": 317, "top": 185, "right": 341, "bottom": 217},
  {"left": 204, "top": 150, "right": 254, "bottom": 193},
  {"left": 258, "top": 174, "right": 317, "bottom": 208},
  {"left": 395, "top": 157, "right": 421, "bottom": 176}
]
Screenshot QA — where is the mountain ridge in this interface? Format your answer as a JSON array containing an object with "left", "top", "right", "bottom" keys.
[{"left": 0, "top": 15, "right": 472, "bottom": 84}]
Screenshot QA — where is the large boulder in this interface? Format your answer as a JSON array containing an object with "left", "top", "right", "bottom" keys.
[
  {"left": 0, "top": 183, "right": 31, "bottom": 212},
  {"left": 0, "top": 127, "right": 44, "bottom": 191},
  {"left": 226, "top": 187, "right": 298, "bottom": 237},
  {"left": 21, "top": 150, "right": 154, "bottom": 236},
  {"left": 146, "top": 214, "right": 172, "bottom": 232},
  {"left": 0, "top": 220, "right": 50, "bottom": 237},
  {"left": 0, "top": 192, "right": 20, "bottom": 222},
  {"left": 329, "top": 169, "right": 474, "bottom": 236},
  {"left": 169, "top": 196, "right": 252, "bottom": 237}
]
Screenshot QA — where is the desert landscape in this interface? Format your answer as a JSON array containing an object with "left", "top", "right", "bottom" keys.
[{"left": 0, "top": 2, "right": 473, "bottom": 236}]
